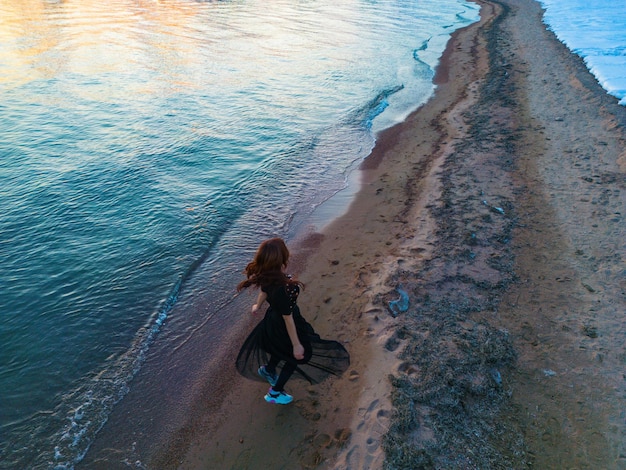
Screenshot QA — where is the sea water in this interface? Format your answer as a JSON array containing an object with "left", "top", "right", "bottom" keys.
[
  {"left": 0, "top": 0, "right": 480, "bottom": 468},
  {"left": 537, "top": 0, "right": 626, "bottom": 105}
]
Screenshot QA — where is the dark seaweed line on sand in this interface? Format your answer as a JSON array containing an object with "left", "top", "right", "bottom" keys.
[{"left": 379, "top": 2, "right": 533, "bottom": 468}]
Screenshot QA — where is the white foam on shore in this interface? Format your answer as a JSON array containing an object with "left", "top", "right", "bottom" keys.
[{"left": 537, "top": 0, "right": 626, "bottom": 104}]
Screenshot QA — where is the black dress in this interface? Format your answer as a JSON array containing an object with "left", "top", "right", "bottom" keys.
[{"left": 236, "top": 281, "right": 350, "bottom": 384}]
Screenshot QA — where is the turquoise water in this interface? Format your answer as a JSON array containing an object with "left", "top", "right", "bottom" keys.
[
  {"left": 0, "top": 0, "right": 480, "bottom": 467},
  {"left": 538, "top": 0, "right": 626, "bottom": 104}
]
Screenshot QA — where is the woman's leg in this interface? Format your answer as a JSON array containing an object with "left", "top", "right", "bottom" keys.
[
  {"left": 267, "top": 355, "right": 280, "bottom": 374},
  {"left": 272, "top": 361, "right": 296, "bottom": 392}
]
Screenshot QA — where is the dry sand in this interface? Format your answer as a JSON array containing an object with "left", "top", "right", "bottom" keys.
[{"left": 85, "top": 0, "right": 626, "bottom": 468}]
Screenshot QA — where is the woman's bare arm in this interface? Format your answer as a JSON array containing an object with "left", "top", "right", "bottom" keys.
[
  {"left": 283, "top": 314, "right": 304, "bottom": 359},
  {"left": 252, "top": 290, "right": 267, "bottom": 314}
]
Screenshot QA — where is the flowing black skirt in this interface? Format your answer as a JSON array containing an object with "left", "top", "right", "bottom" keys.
[{"left": 236, "top": 305, "right": 350, "bottom": 384}]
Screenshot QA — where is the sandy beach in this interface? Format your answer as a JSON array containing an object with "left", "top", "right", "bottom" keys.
[{"left": 79, "top": 0, "right": 626, "bottom": 468}]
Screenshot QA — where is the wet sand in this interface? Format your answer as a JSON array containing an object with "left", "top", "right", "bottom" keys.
[{"left": 80, "top": 0, "right": 626, "bottom": 468}]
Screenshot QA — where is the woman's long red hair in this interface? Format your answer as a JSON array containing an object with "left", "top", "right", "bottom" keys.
[{"left": 237, "top": 238, "right": 303, "bottom": 291}]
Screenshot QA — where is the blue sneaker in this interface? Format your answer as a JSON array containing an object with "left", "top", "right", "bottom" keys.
[
  {"left": 258, "top": 365, "right": 278, "bottom": 386},
  {"left": 264, "top": 387, "right": 293, "bottom": 405}
]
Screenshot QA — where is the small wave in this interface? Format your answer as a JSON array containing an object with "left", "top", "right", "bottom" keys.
[
  {"left": 416, "top": 37, "right": 432, "bottom": 52},
  {"left": 48, "top": 289, "right": 179, "bottom": 469},
  {"left": 361, "top": 85, "right": 405, "bottom": 129},
  {"left": 413, "top": 46, "right": 435, "bottom": 74},
  {"left": 574, "top": 46, "right": 626, "bottom": 57},
  {"left": 46, "top": 227, "right": 235, "bottom": 469}
]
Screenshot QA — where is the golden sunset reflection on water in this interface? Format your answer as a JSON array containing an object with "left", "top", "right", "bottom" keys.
[{"left": 0, "top": 0, "right": 207, "bottom": 89}]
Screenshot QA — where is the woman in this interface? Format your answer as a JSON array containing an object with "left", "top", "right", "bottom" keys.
[{"left": 236, "top": 238, "right": 350, "bottom": 404}]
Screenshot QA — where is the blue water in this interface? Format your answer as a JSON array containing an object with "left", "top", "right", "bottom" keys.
[
  {"left": 0, "top": 0, "right": 480, "bottom": 468},
  {"left": 538, "top": 0, "right": 626, "bottom": 105}
]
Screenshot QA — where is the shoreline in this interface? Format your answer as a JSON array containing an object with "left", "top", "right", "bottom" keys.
[
  {"left": 175, "top": 0, "right": 499, "bottom": 467},
  {"left": 74, "top": 6, "right": 478, "bottom": 467},
  {"left": 79, "top": 0, "right": 626, "bottom": 467}
]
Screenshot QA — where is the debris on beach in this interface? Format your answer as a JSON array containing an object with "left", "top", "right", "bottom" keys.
[
  {"left": 482, "top": 199, "right": 505, "bottom": 215},
  {"left": 388, "top": 287, "right": 410, "bottom": 317}
]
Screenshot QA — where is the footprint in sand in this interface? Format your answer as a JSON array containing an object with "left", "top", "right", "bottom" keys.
[
  {"left": 348, "top": 370, "right": 360, "bottom": 381},
  {"left": 295, "top": 398, "right": 322, "bottom": 421},
  {"left": 342, "top": 398, "right": 389, "bottom": 468},
  {"left": 357, "top": 399, "right": 379, "bottom": 430},
  {"left": 334, "top": 427, "right": 352, "bottom": 447},
  {"left": 397, "top": 361, "right": 420, "bottom": 376},
  {"left": 377, "top": 408, "right": 391, "bottom": 427},
  {"left": 313, "top": 433, "right": 333, "bottom": 449},
  {"left": 342, "top": 441, "right": 383, "bottom": 469},
  {"left": 366, "top": 436, "right": 380, "bottom": 453}
]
